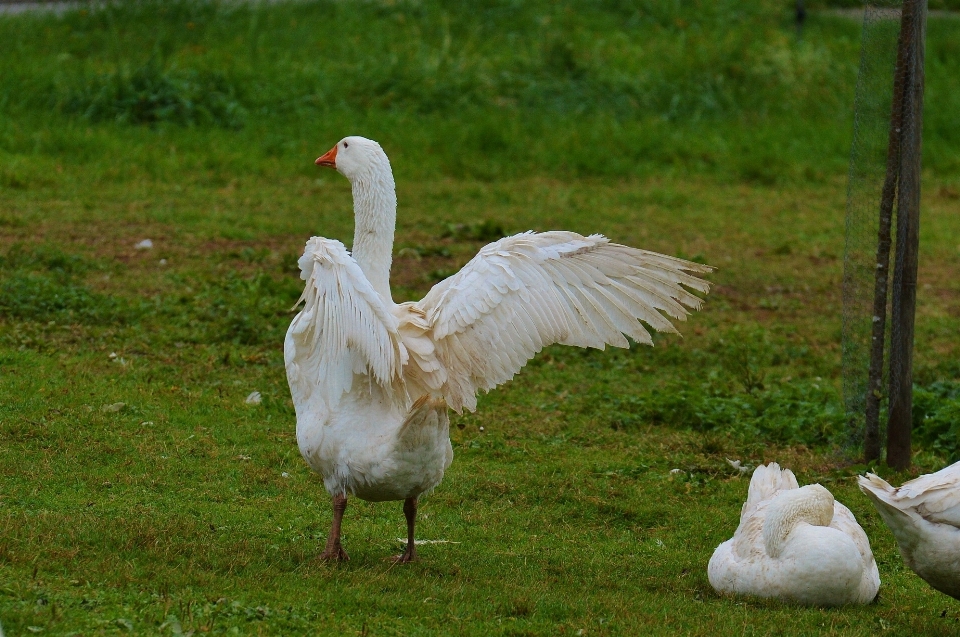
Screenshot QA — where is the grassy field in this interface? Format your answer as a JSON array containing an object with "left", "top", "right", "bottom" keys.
[{"left": 2, "top": 1, "right": 960, "bottom": 635}]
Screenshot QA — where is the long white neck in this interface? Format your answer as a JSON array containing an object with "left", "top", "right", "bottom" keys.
[
  {"left": 763, "top": 485, "right": 834, "bottom": 558},
  {"left": 349, "top": 164, "right": 396, "bottom": 302}
]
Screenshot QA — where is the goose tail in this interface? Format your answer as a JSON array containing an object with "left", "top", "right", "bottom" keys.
[
  {"left": 857, "top": 473, "right": 910, "bottom": 518},
  {"left": 396, "top": 395, "right": 451, "bottom": 454},
  {"left": 744, "top": 462, "right": 799, "bottom": 516},
  {"left": 858, "top": 473, "right": 921, "bottom": 552},
  {"left": 857, "top": 473, "right": 895, "bottom": 504}
]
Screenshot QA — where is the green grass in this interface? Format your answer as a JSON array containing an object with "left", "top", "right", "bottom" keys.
[{"left": 2, "top": 1, "right": 960, "bottom": 634}]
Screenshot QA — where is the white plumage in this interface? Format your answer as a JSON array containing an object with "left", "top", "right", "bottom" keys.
[
  {"left": 287, "top": 136, "right": 712, "bottom": 562},
  {"left": 416, "top": 231, "right": 710, "bottom": 412},
  {"left": 709, "top": 463, "right": 880, "bottom": 605},
  {"left": 859, "top": 461, "right": 960, "bottom": 599}
]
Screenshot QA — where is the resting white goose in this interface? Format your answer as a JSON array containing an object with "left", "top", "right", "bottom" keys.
[
  {"left": 859, "top": 461, "right": 960, "bottom": 599},
  {"left": 709, "top": 463, "right": 879, "bottom": 605},
  {"left": 286, "top": 136, "right": 713, "bottom": 562}
]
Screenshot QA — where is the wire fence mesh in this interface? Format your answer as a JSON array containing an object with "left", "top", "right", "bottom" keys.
[
  {"left": 887, "top": 0, "right": 927, "bottom": 468},
  {"left": 841, "top": 1, "right": 904, "bottom": 457},
  {"left": 843, "top": 0, "right": 927, "bottom": 464}
]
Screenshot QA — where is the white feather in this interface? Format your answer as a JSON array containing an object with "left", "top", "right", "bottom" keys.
[
  {"left": 859, "top": 461, "right": 960, "bottom": 599},
  {"left": 287, "top": 137, "right": 712, "bottom": 511},
  {"left": 415, "top": 231, "right": 712, "bottom": 412},
  {"left": 709, "top": 463, "right": 880, "bottom": 606},
  {"left": 285, "top": 236, "right": 408, "bottom": 421}
]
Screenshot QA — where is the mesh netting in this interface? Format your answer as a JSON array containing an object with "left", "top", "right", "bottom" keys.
[
  {"left": 887, "top": 0, "right": 927, "bottom": 466},
  {"left": 841, "top": 2, "right": 903, "bottom": 456},
  {"left": 842, "top": 0, "right": 926, "bottom": 462}
]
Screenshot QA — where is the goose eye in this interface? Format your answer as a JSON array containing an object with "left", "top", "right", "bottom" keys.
[{"left": 343, "top": 142, "right": 349, "bottom": 149}]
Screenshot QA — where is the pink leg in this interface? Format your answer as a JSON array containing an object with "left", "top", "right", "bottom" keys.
[
  {"left": 319, "top": 494, "right": 349, "bottom": 561},
  {"left": 393, "top": 497, "right": 418, "bottom": 564}
]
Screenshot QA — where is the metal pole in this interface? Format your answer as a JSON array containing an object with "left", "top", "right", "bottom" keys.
[
  {"left": 887, "top": 0, "right": 927, "bottom": 470},
  {"left": 863, "top": 3, "right": 913, "bottom": 463}
]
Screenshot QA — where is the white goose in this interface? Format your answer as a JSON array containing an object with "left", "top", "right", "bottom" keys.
[
  {"left": 859, "top": 461, "right": 960, "bottom": 599},
  {"left": 709, "top": 463, "right": 880, "bottom": 605},
  {"left": 286, "top": 136, "right": 713, "bottom": 562}
]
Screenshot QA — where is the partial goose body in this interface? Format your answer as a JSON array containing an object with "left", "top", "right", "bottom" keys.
[
  {"left": 286, "top": 136, "right": 713, "bottom": 562},
  {"left": 858, "top": 461, "right": 960, "bottom": 599},
  {"left": 296, "top": 389, "right": 452, "bottom": 503},
  {"left": 709, "top": 463, "right": 879, "bottom": 605}
]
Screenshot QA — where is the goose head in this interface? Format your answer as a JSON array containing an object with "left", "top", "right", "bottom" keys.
[
  {"left": 315, "top": 136, "right": 392, "bottom": 183},
  {"left": 314, "top": 135, "right": 398, "bottom": 301}
]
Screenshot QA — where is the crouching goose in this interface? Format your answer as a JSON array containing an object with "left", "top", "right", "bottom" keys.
[
  {"left": 859, "top": 461, "right": 960, "bottom": 599},
  {"left": 709, "top": 463, "right": 879, "bottom": 605},
  {"left": 286, "top": 136, "right": 713, "bottom": 563}
]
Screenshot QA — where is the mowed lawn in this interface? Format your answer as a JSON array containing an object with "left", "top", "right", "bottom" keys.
[{"left": 2, "top": 1, "right": 960, "bottom": 635}]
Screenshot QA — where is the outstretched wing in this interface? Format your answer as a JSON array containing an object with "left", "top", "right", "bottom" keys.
[
  {"left": 284, "top": 237, "right": 408, "bottom": 420},
  {"left": 415, "top": 231, "right": 712, "bottom": 412}
]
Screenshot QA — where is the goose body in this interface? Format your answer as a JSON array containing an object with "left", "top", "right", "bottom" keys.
[
  {"left": 709, "top": 463, "right": 879, "bottom": 605},
  {"left": 858, "top": 461, "right": 960, "bottom": 599},
  {"left": 286, "top": 136, "right": 713, "bottom": 561}
]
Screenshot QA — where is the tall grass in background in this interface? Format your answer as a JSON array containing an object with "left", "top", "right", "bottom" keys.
[{"left": 0, "top": 0, "right": 956, "bottom": 184}]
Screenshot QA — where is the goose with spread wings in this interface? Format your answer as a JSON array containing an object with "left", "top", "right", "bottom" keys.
[{"left": 286, "top": 136, "right": 713, "bottom": 563}]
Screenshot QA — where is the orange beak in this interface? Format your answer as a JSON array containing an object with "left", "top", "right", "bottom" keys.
[{"left": 315, "top": 144, "right": 338, "bottom": 168}]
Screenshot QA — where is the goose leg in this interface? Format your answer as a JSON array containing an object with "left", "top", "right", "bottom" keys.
[
  {"left": 394, "top": 496, "right": 418, "bottom": 563},
  {"left": 319, "top": 494, "right": 349, "bottom": 561}
]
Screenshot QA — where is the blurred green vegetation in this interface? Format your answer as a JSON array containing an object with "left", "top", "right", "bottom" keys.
[
  {"left": 817, "top": 0, "right": 960, "bottom": 10},
  {"left": 913, "top": 380, "right": 960, "bottom": 462},
  {"left": 0, "top": 0, "right": 957, "bottom": 183}
]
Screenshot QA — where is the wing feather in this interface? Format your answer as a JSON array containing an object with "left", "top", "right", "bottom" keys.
[
  {"left": 416, "top": 231, "right": 712, "bottom": 412},
  {"left": 284, "top": 237, "right": 407, "bottom": 419},
  {"left": 890, "top": 461, "right": 960, "bottom": 526}
]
